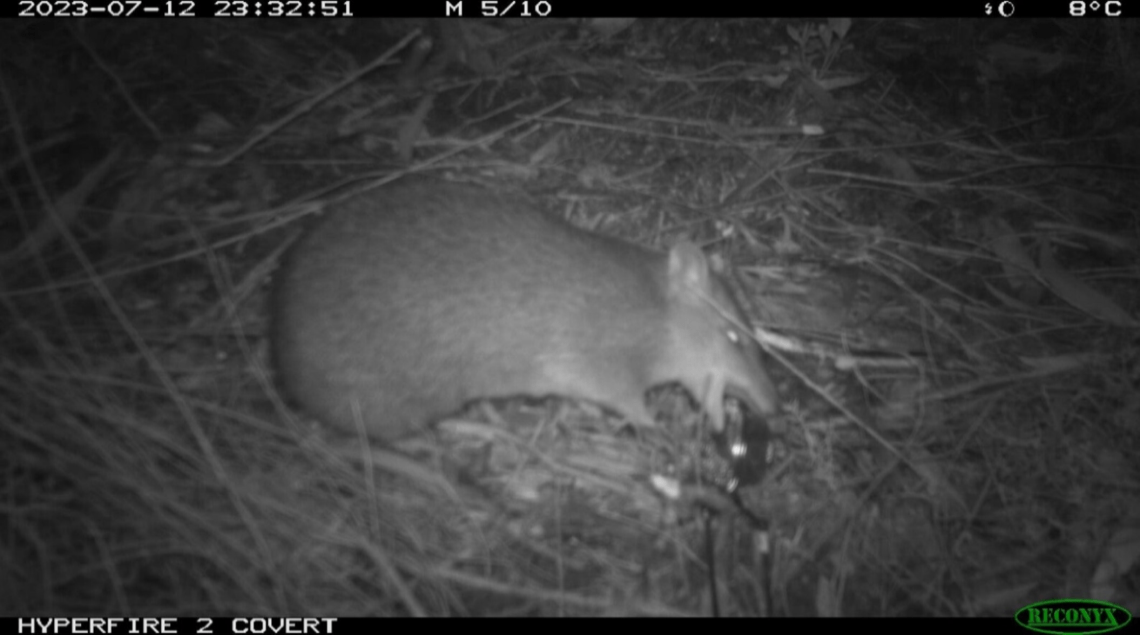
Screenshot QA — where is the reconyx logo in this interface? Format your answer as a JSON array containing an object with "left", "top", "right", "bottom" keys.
[{"left": 1016, "top": 599, "right": 1132, "bottom": 635}]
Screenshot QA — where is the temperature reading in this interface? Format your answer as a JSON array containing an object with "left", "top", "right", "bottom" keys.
[{"left": 1069, "top": 0, "right": 1123, "bottom": 15}]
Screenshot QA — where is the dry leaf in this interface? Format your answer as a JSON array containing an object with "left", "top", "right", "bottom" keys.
[{"left": 1038, "top": 243, "right": 1140, "bottom": 327}]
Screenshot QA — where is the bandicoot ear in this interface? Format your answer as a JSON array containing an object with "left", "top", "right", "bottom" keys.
[{"left": 667, "top": 242, "right": 712, "bottom": 294}]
